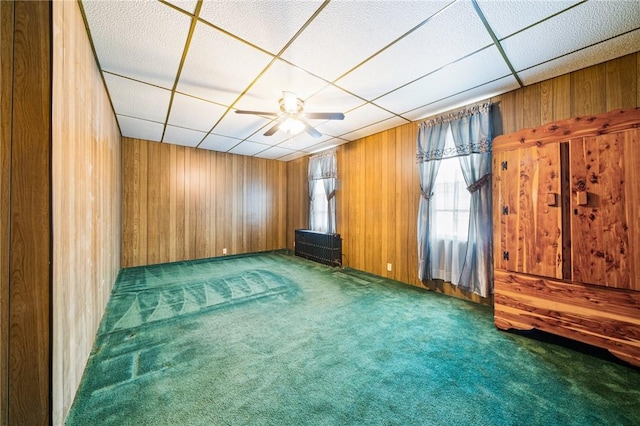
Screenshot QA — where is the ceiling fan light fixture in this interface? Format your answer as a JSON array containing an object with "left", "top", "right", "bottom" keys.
[
  {"left": 281, "top": 91, "right": 303, "bottom": 114},
  {"left": 280, "top": 117, "right": 305, "bottom": 135}
]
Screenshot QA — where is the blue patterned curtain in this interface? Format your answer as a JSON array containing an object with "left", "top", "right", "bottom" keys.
[
  {"left": 416, "top": 103, "right": 493, "bottom": 296},
  {"left": 450, "top": 104, "right": 493, "bottom": 297},
  {"left": 416, "top": 121, "right": 449, "bottom": 281}
]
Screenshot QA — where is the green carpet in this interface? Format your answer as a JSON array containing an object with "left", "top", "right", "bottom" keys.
[{"left": 66, "top": 252, "right": 640, "bottom": 425}]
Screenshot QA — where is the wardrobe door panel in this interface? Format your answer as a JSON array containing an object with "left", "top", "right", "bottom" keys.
[
  {"left": 494, "top": 144, "right": 563, "bottom": 278},
  {"left": 570, "top": 130, "right": 640, "bottom": 289}
]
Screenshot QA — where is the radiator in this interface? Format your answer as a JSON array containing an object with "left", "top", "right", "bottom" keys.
[{"left": 294, "top": 229, "right": 342, "bottom": 267}]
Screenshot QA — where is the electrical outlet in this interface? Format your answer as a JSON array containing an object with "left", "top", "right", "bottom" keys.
[
  {"left": 223, "top": 248, "right": 227, "bottom": 255},
  {"left": 387, "top": 263, "right": 392, "bottom": 272}
]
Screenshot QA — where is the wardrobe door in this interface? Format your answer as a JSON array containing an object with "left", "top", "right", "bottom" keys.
[
  {"left": 494, "top": 143, "right": 564, "bottom": 278},
  {"left": 570, "top": 129, "right": 640, "bottom": 289}
]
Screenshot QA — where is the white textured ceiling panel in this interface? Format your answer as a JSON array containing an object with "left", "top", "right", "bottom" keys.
[
  {"left": 340, "top": 116, "right": 410, "bottom": 142},
  {"left": 177, "top": 22, "right": 273, "bottom": 105},
  {"left": 118, "top": 116, "right": 165, "bottom": 142},
  {"left": 304, "top": 85, "right": 366, "bottom": 116},
  {"left": 199, "top": 134, "right": 243, "bottom": 152},
  {"left": 163, "top": 125, "right": 206, "bottom": 147},
  {"left": 199, "top": 0, "right": 324, "bottom": 55},
  {"left": 229, "top": 141, "right": 271, "bottom": 156},
  {"left": 165, "top": 0, "right": 198, "bottom": 14},
  {"left": 315, "top": 103, "right": 396, "bottom": 138},
  {"left": 212, "top": 110, "right": 273, "bottom": 141},
  {"left": 167, "top": 93, "right": 227, "bottom": 132},
  {"left": 405, "top": 75, "right": 520, "bottom": 122},
  {"left": 518, "top": 28, "right": 640, "bottom": 86},
  {"left": 476, "top": 0, "right": 580, "bottom": 40},
  {"left": 83, "top": 0, "right": 191, "bottom": 89},
  {"left": 278, "top": 151, "right": 309, "bottom": 162},
  {"left": 336, "top": 0, "right": 492, "bottom": 101},
  {"left": 276, "top": 132, "right": 332, "bottom": 152},
  {"left": 234, "top": 59, "right": 329, "bottom": 112},
  {"left": 502, "top": 0, "right": 640, "bottom": 72},
  {"left": 280, "top": 0, "right": 450, "bottom": 82},
  {"left": 255, "top": 146, "right": 296, "bottom": 160},
  {"left": 104, "top": 73, "right": 171, "bottom": 123},
  {"left": 306, "top": 139, "right": 349, "bottom": 155},
  {"left": 375, "top": 46, "right": 511, "bottom": 115}
]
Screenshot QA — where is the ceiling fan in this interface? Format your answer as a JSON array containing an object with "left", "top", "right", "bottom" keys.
[{"left": 235, "top": 91, "right": 344, "bottom": 138}]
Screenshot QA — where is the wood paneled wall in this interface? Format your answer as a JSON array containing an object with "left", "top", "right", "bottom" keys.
[
  {"left": 52, "top": 1, "right": 122, "bottom": 424},
  {"left": 1, "top": 1, "right": 52, "bottom": 423},
  {"left": 122, "top": 138, "right": 287, "bottom": 268},
  {"left": 286, "top": 156, "right": 309, "bottom": 250},
  {"left": 286, "top": 52, "right": 640, "bottom": 306}
]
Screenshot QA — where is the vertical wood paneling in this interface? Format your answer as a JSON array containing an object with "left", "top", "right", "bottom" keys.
[
  {"left": 606, "top": 54, "right": 637, "bottom": 111},
  {"left": 286, "top": 157, "right": 308, "bottom": 249},
  {"left": 0, "top": 2, "right": 14, "bottom": 422},
  {"left": 52, "top": 1, "right": 122, "bottom": 423},
  {"left": 5, "top": 1, "right": 52, "bottom": 423},
  {"left": 522, "top": 83, "right": 542, "bottom": 128},
  {"left": 571, "top": 62, "right": 606, "bottom": 116},
  {"left": 121, "top": 140, "right": 287, "bottom": 267}
]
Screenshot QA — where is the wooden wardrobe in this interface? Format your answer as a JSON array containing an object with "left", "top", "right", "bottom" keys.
[{"left": 492, "top": 108, "right": 640, "bottom": 367}]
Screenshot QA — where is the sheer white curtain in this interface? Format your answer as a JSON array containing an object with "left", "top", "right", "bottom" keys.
[
  {"left": 430, "top": 135, "right": 470, "bottom": 284},
  {"left": 308, "top": 150, "right": 337, "bottom": 233}
]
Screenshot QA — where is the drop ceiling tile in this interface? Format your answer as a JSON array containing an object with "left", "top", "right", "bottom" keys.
[
  {"left": 305, "top": 138, "right": 348, "bottom": 154},
  {"left": 304, "top": 85, "right": 365, "bottom": 116},
  {"left": 476, "top": 0, "right": 580, "bottom": 40},
  {"left": 404, "top": 75, "right": 520, "bottom": 122},
  {"left": 375, "top": 46, "right": 511, "bottom": 115},
  {"left": 281, "top": 0, "right": 450, "bottom": 82},
  {"left": 117, "top": 116, "right": 165, "bottom": 142},
  {"left": 339, "top": 116, "right": 409, "bottom": 142},
  {"left": 212, "top": 110, "right": 274, "bottom": 141},
  {"left": 164, "top": 0, "right": 198, "bottom": 14},
  {"left": 163, "top": 125, "right": 206, "bottom": 147},
  {"left": 278, "top": 151, "right": 308, "bottom": 162},
  {"left": 82, "top": 0, "right": 190, "bottom": 88},
  {"left": 337, "top": 0, "right": 492, "bottom": 101},
  {"left": 518, "top": 28, "right": 640, "bottom": 86},
  {"left": 104, "top": 73, "right": 171, "bottom": 122},
  {"left": 502, "top": 1, "right": 640, "bottom": 72},
  {"left": 234, "top": 59, "right": 329, "bottom": 112},
  {"left": 254, "top": 146, "right": 296, "bottom": 161},
  {"left": 199, "top": 133, "right": 243, "bottom": 152},
  {"left": 199, "top": 1, "right": 324, "bottom": 54},
  {"left": 177, "top": 21, "right": 274, "bottom": 106},
  {"left": 314, "top": 103, "right": 395, "bottom": 137},
  {"left": 229, "top": 141, "right": 271, "bottom": 156},
  {"left": 276, "top": 132, "right": 332, "bottom": 152},
  {"left": 167, "top": 93, "right": 228, "bottom": 132}
]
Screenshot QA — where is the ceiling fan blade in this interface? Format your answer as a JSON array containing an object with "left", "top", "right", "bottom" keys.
[
  {"left": 263, "top": 121, "right": 282, "bottom": 137},
  {"left": 235, "top": 110, "right": 279, "bottom": 117},
  {"left": 303, "top": 121, "right": 322, "bottom": 139},
  {"left": 304, "top": 112, "right": 344, "bottom": 120}
]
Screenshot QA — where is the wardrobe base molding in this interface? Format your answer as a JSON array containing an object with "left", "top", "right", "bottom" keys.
[{"left": 494, "top": 269, "right": 640, "bottom": 368}]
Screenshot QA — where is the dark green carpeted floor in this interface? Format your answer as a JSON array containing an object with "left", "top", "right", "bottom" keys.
[{"left": 66, "top": 252, "right": 640, "bottom": 425}]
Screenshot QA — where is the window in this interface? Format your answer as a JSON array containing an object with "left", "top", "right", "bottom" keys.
[
  {"left": 429, "top": 130, "right": 471, "bottom": 284},
  {"left": 308, "top": 150, "right": 337, "bottom": 233},
  {"left": 310, "top": 179, "right": 331, "bottom": 233}
]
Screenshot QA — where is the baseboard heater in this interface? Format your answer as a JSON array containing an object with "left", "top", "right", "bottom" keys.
[{"left": 294, "top": 229, "right": 342, "bottom": 267}]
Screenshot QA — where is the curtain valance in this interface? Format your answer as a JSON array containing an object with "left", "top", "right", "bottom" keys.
[
  {"left": 308, "top": 150, "right": 337, "bottom": 180},
  {"left": 417, "top": 103, "right": 492, "bottom": 163}
]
